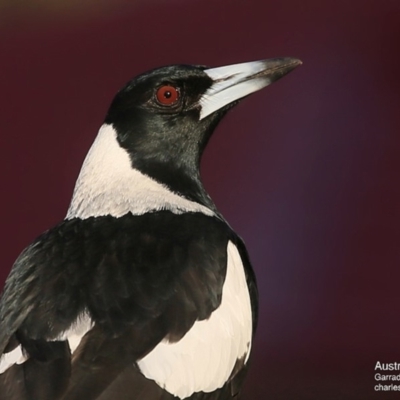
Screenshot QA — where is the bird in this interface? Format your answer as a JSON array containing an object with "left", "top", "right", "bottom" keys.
[{"left": 0, "top": 57, "right": 301, "bottom": 400}]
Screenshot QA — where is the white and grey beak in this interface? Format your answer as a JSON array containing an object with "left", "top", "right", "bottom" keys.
[{"left": 199, "top": 57, "right": 302, "bottom": 120}]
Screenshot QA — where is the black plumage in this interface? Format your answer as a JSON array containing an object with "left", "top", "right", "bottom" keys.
[{"left": 0, "top": 214, "right": 255, "bottom": 400}]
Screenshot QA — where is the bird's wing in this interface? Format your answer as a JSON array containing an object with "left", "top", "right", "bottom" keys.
[
  {"left": 0, "top": 219, "right": 85, "bottom": 399},
  {"left": 0, "top": 211, "right": 255, "bottom": 399}
]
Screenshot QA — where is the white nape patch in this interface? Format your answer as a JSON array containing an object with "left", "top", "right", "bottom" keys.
[
  {"left": 138, "top": 241, "right": 252, "bottom": 398},
  {"left": 66, "top": 124, "right": 214, "bottom": 220},
  {"left": 0, "top": 345, "right": 27, "bottom": 374},
  {"left": 55, "top": 312, "right": 94, "bottom": 354},
  {"left": 199, "top": 60, "right": 271, "bottom": 120},
  {"left": 0, "top": 313, "right": 93, "bottom": 374}
]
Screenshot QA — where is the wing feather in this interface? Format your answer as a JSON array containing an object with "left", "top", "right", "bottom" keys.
[{"left": 0, "top": 211, "right": 254, "bottom": 399}]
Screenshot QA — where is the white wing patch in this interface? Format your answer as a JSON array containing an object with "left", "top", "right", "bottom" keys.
[
  {"left": 137, "top": 241, "right": 253, "bottom": 398},
  {"left": 55, "top": 312, "right": 94, "bottom": 353},
  {"left": 66, "top": 124, "right": 214, "bottom": 220},
  {"left": 0, "top": 312, "right": 93, "bottom": 374},
  {"left": 0, "top": 345, "right": 27, "bottom": 374}
]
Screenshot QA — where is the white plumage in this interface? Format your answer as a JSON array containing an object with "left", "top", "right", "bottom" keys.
[
  {"left": 67, "top": 124, "right": 214, "bottom": 220},
  {"left": 137, "top": 241, "right": 252, "bottom": 398}
]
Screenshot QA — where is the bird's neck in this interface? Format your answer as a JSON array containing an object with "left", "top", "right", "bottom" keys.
[{"left": 66, "top": 124, "right": 215, "bottom": 220}]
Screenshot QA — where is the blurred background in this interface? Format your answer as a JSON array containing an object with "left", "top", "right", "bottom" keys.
[{"left": 1, "top": 0, "right": 400, "bottom": 399}]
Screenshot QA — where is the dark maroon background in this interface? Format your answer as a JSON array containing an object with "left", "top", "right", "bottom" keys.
[{"left": 1, "top": 1, "right": 400, "bottom": 399}]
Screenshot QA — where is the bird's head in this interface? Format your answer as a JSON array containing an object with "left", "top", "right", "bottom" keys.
[
  {"left": 68, "top": 58, "right": 301, "bottom": 219},
  {"left": 105, "top": 58, "right": 301, "bottom": 178}
]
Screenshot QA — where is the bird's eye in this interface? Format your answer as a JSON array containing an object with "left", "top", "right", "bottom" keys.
[{"left": 156, "top": 85, "right": 180, "bottom": 106}]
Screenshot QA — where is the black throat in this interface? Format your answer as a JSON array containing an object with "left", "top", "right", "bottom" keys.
[{"left": 109, "top": 111, "right": 224, "bottom": 211}]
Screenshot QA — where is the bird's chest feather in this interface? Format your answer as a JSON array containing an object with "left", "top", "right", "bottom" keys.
[{"left": 137, "top": 241, "right": 253, "bottom": 399}]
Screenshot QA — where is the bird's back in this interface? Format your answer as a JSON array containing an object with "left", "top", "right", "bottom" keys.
[{"left": 0, "top": 212, "right": 257, "bottom": 400}]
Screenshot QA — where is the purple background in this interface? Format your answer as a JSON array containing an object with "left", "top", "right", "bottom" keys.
[{"left": 1, "top": 1, "right": 400, "bottom": 399}]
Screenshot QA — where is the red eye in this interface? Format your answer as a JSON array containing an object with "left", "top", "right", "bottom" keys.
[{"left": 156, "top": 85, "right": 179, "bottom": 106}]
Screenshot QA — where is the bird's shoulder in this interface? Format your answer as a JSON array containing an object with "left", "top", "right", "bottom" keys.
[
  {"left": 0, "top": 211, "right": 238, "bottom": 352},
  {"left": 0, "top": 210, "right": 255, "bottom": 399}
]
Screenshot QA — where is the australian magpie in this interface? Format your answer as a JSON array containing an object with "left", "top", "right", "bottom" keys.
[{"left": 0, "top": 57, "right": 301, "bottom": 400}]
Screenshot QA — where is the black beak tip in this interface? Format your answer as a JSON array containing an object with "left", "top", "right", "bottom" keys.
[
  {"left": 262, "top": 57, "right": 302, "bottom": 83},
  {"left": 285, "top": 57, "right": 303, "bottom": 70}
]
